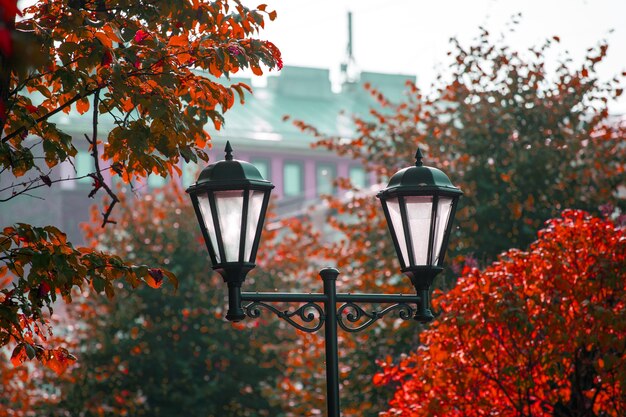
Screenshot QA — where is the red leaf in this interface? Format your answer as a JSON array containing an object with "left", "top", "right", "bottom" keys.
[
  {"left": 134, "top": 29, "right": 150, "bottom": 44},
  {"left": 0, "top": 27, "right": 12, "bottom": 57},
  {"left": 101, "top": 49, "right": 113, "bottom": 67},
  {"left": 145, "top": 268, "right": 164, "bottom": 288},
  {"left": 43, "top": 348, "right": 76, "bottom": 376},
  {"left": 0, "top": 0, "right": 21, "bottom": 22},
  {"left": 38, "top": 281, "right": 51, "bottom": 297},
  {"left": 10, "top": 344, "right": 28, "bottom": 367}
]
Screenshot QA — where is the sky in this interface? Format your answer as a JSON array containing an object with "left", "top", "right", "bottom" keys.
[{"left": 250, "top": 0, "right": 626, "bottom": 113}]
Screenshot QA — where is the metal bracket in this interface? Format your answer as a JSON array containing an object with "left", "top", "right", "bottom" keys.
[
  {"left": 243, "top": 301, "right": 325, "bottom": 333},
  {"left": 336, "top": 302, "right": 415, "bottom": 332}
]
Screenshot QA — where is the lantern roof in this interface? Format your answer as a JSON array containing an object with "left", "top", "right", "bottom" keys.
[
  {"left": 377, "top": 148, "right": 462, "bottom": 197},
  {"left": 186, "top": 141, "right": 274, "bottom": 194}
]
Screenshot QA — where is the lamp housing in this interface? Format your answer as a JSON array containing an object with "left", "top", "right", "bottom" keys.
[
  {"left": 186, "top": 142, "right": 274, "bottom": 321},
  {"left": 377, "top": 149, "right": 462, "bottom": 321}
]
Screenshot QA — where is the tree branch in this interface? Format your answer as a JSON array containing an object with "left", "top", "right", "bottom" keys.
[
  {"left": 1, "top": 86, "right": 103, "bottom": 144},
  {"left": 89, "top": 89, "right": 119, "bottom": 228}
]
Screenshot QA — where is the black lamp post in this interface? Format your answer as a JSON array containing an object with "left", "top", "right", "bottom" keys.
[
  {"left": 185, "top": 141, "right": 274, "bottom": 321},
  {"left": 186, "top": 142, "right": 462, "bottom": 417}
]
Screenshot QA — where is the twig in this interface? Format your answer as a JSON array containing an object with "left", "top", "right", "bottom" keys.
[
  {"left": 0, "top": 170, "right": 108, "bottom": 202},
  {"left": 89, "top": 89, "right": 120, "bottom": 228},
  {"left": 2, "top": 86, "right": 104, "bottom": 144}
]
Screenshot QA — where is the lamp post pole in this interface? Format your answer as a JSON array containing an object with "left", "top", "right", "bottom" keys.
[
  {"left": 322, "top": 267, "right": 341, "bottom": 417},
  {"left": 239, "top": 268, "right": 423, "bottom": 417},
  {"left": 186, "top": 142, "right": 462, "bottom": 417}
]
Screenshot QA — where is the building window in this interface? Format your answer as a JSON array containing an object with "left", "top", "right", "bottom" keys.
[
  {"left": 283, "top": 161, "right": 303, "bottom": 197},
  {"left": 250, "top": 158, "right": 271, "bottom": 181},
  {"left": 75, "top": 152, "right": 93, "bottom": 183},
  {"left": 349, "top": 165, "right": 368, "bottom": 189},
  {"left": 316, "top": 163, "right": 336, "bottom": 196}
]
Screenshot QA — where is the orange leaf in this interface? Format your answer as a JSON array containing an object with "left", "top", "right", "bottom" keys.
[
  {"left": 169, "top": 35, "right": 188, "bottom": 47},
  {"left": 94, "top": 31, "right": 112, "bottom": 48},
  {"left": 43, "top": 348, "right": 77, "bottom": 376},
  {"left": 145, "top": 268, "right": 164, "bottom": 288},
  {"left": 10, "top": 344, "right": 28, "bottom": 367},
  {"left": 76, "top": 97, "right": 90, "bottom": 115}
]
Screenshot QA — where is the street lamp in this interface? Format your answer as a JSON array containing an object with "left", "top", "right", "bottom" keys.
[
  {"left": 186, "top": 142, "right": 462, "bottom": 417},
  {"left": 377, "top": 148, "right": 462, "bottom": 322},
  {"left": 185, "top": 141, "right": 274, "bottom": 322}
]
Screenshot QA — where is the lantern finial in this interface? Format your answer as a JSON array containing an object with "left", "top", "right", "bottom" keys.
[
  {"left": 414, "top": 148, "right": 424, "bottom": 167},
  {"left": 225, "top": 141, "right": 234, "bottom": 161}
]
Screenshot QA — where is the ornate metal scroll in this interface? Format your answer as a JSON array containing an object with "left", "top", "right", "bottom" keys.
[
  {"left": 336, "top": 302, "right": 415, "bottom": 333},
  {"left": 244, "top": 301, "right": 325, "bottom": 333}
]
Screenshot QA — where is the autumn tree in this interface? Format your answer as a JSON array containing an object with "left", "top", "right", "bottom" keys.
[
  {"left": 24, "top": 184, "right": 285, "bottom": 416},
  {"left": 292, "top": 28, "right": 625, "bottom": 265},
  {"left": 374, "top": 210, "right": 626, "bottom": 416},
  {"left": 0, "top": 0, "right": 281, "bottom": 370},
  {"left": 281, "top": 29, "right": 625, "bottom": 415}
]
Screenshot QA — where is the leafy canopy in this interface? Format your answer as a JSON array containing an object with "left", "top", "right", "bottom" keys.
[
  {"left": 0, "top": 0, "right": 281, "bottom": 373},
  {"left": 375, "top": 210, "right": 626, "bottom": 417}
]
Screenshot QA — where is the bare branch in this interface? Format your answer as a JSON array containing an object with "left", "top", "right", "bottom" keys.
[{"left": 89, "top": 89, "right": 120, "bottom": 228}]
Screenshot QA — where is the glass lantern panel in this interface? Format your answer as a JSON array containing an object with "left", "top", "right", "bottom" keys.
[
  {"left": 432, "top": 197, "right": 453, "bottom": 264},
  {"left": 197, "top": 193, "right": 220, "bottom": 263},
  {"left": 386, "top": 198, "right": 409, "bottom": 267},
  {"left": 244, "top": 190, "right": 266, "bottom": 262},
  {"left": 215, "top": 190, "right": 244, "bottom": 262},
  {"left": 405, "top": 196, "right": 434, "bottom": 266}
]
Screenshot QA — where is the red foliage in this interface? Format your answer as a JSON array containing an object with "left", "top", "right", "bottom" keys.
[{"left": 375, "top": 210, "right": 626, "bottom": 416}]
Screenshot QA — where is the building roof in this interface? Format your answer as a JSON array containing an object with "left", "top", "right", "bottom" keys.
[{"left": 213, "top": 67, "right": 415, "bottom": 151}]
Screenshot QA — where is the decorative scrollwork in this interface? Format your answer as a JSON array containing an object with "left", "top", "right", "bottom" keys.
[
  {"left": 337, "top": 302, "right": 415, "bottom": 333},
  {"left": 244, "top": 301, "right": 325, "bottom": 333}
]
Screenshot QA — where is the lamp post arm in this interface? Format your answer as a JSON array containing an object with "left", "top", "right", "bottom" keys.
[
  {"left": 239, "top": 291, "right": 424, "bottom": 334},
  {"left": 241, "top": 292, "right": 421, "bottom": 304}
]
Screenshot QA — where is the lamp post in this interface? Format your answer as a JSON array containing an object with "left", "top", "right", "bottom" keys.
[{"left": 186, "top": 142, "right": 462, "bottom": 417}]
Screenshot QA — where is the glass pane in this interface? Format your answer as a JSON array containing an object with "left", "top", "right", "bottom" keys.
[
  {"left": 316, "top": 163, "right": 335, "bottom": 195},
  {"left": 197, "top": 194, "right": 220, "bottom": 263},
  {"left": 386, "top": 198, "right": 408, "bottom": 267},
  {"left": 284, "top": 162, "right": 303, "bottom": 197},
  {"left": 405, "top": 196, "right": 433, "bottom": 266},
  {"left": 250, "top": 159, "right": 270, "bottom": 181},
  {"left": 245, "top": 191, "right": 265, "bottom": 262},
  {"left": 215, "top": 190, "right": 244, "bottom": 262},
  {"left": 349, "top": 166, "right": 367, "bottom": 189},
  {"left": 433, "top": 197, "right": 453, "bottom": 264}
]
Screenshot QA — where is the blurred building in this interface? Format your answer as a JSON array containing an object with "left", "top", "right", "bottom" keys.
[{"left": 0, "top": 66, "right": 414, "bottom": 243}]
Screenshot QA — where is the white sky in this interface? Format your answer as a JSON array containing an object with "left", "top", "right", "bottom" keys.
[{"left": 251, "top": 0, "right": 626, "bottom": 113}]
